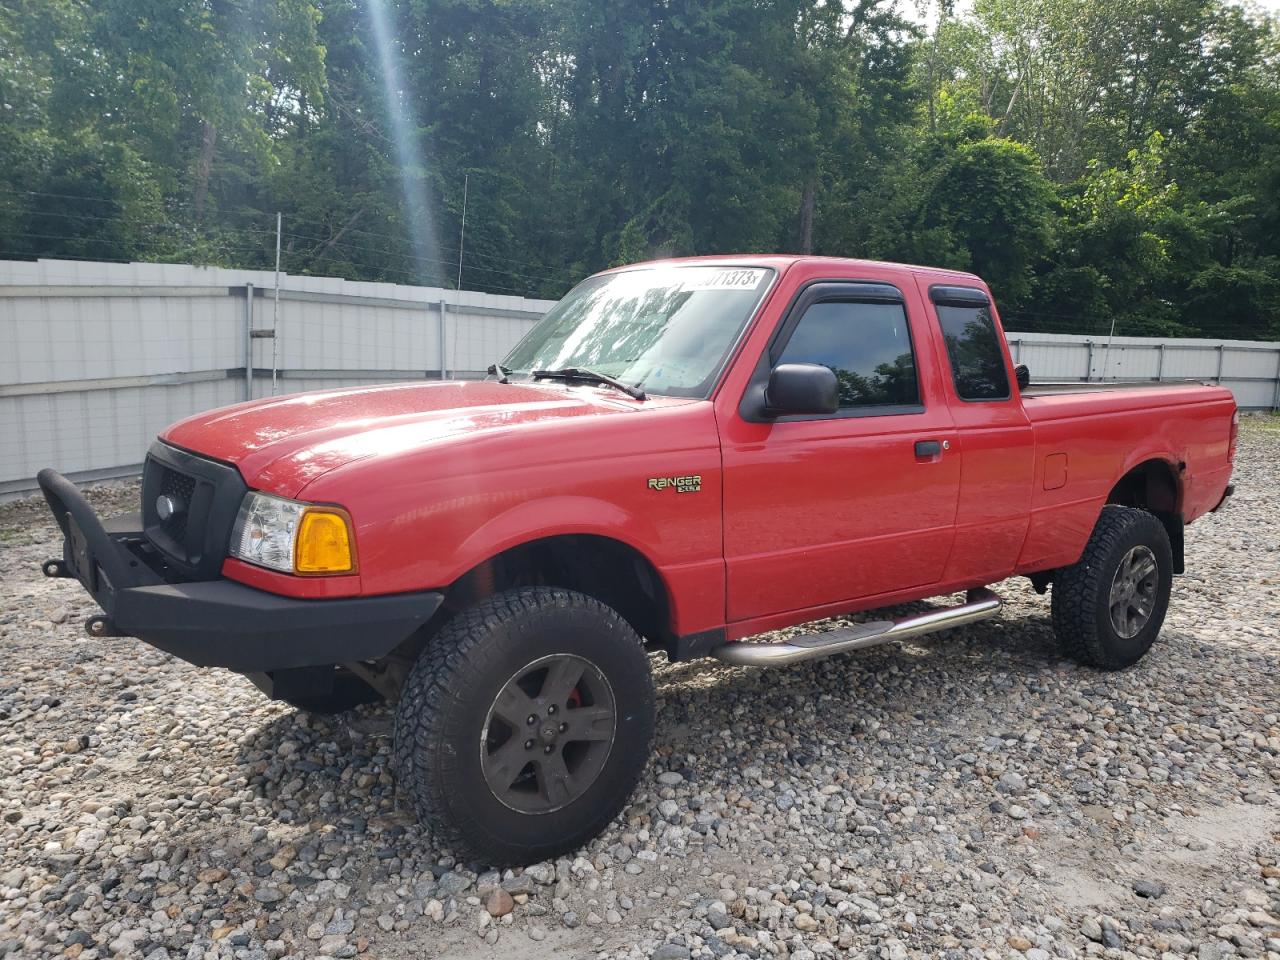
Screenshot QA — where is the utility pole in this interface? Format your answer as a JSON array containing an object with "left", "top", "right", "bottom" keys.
[
  {"left": 449, "top": 174, "right": 468, "bottom": 378},
  {"left": 244, "top": 282, "right": 254, "bottom": 401},
  {"left": 1101, "top": 314, "right": 1118, "bottom": 382},
  {"left": 272, "top": 211, "right": 282, "bottom": 395},
  {"left": 457, "top": 173, "right": 468, "bottom": 292}
]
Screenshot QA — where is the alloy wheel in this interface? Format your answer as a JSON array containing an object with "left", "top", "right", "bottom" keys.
[
  {"left": 1109, "top": 544, "right": 1159, "bottom": 639},
  {"left": 479, "top": 653, "right": 616, "bottom": 813}
]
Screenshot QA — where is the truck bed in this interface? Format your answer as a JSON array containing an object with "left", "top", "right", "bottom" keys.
[
  {"left": 1021, "top": 379, "right": 1208, "bottom": 397},
  {"left": 1012, "top": 378, "right": 1236, "bottom": 576}
]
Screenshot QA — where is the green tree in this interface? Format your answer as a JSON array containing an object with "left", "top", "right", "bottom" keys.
[
  {"left": 1, "top": 0, "right": 1278, "bottom": 339},
  {"left": 911, "top": 137, "right": 1056, "bottom": 306}
]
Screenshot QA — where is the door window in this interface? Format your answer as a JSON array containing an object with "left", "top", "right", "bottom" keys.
[
  {"left": 777, "top": 300, "right": 919, "bottom": 409},
  {"left": 935, "top": 304, "right": 1010, "bottom": 400}
]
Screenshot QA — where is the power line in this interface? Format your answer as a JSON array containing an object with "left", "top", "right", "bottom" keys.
[
  {"left": 278, "top": 223, "right": 577, "bottom": 280},
  {"left": 286, "top": 232, "right": 573, "bottom": 287},
  {"left": 0, "top": 250, "right": 146, "bottom": 265},
  {"left": 2, "top": 187, "right": 1261, "bottom": 327},
  {"left": 1, "top": 229, "right": 270, "bottom": 258},
  {"left": 0, "top": 239, "right": 549, "bottom": 299},
  {"left": 0, "top": 199, "right": 576, "bottom": 285},
  {"left": 294, "top": 249, "right": 546, "bottom": 297},
  {"left": 0, "top": 201, "right": 571, "bottom": 285},
  {"left": 0, "top": 241, "right": 1264, "bottom": 330},
  {"left": 0, "top": 185, "right": 581, "bottom": 280},
  {"left": 0, "top": 204, "right": 199, "bottom": 232},
  {"left": 0, "top": 186, "right": 186, "bottom": 209}
]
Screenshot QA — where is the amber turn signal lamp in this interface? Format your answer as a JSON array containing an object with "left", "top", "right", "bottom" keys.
[{"left": 294, "top": 508, "right": 357, "bottom": 574}]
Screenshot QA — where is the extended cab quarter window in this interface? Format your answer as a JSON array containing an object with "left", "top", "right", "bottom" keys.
[
  {"left": 777, "top": 300, "right": 919, "bottom": 409},
  {"left": 935, "top": 303, "right": 1010, "bottom": 400}
]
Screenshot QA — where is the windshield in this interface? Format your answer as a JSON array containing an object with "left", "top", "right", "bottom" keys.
[{"left": 502, "top": 265, "right": 775, "bottom": 398}]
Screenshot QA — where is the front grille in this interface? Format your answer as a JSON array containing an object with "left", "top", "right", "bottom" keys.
[
  {"left": 141, "top": 442, "right": 247, "bottom": 580},
  {"left": 157, "top": 466, "right": 197, "bottom": 544}
]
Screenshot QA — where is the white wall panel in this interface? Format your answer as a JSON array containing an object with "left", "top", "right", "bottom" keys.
[
  {"left": 1097, "top": 344, "right": 1160, "bottom": 379},
  {"left": 1223, "top": 380, "right": 1277, "bottom": 409},
  {"left": 0, "top": 257, "right": 1273, "bottom": 497},
  {"left": 1007, "top": 339, "right": 1090, "bottom": 380},
  {"left": 1006, "top": 334, "right": 1280, "bottom": 400},
  {"left": 1, "top": 380, "right": 242, "bottom": 485},
  {"left": 1, "top": 259, "right": 553, "bottom": 493},
  {"left": 1161, "top": 346, "right": 1216, "bottom": 378},
  {"left": 1226, "top": 348, "right": 1280, "bottom": 379}
]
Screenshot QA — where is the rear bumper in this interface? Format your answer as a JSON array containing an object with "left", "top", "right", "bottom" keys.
[{"left": 36, "top": 468, "right": 443, "bottom": 673}]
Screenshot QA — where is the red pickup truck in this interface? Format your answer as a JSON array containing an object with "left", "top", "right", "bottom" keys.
[{"left": 37, "top": 256, "right": 1236, "bottom": 865}]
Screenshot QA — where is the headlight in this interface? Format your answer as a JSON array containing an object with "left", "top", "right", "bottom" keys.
[{"left": 229, "top": 492, "right": 357, "bottom": 575}]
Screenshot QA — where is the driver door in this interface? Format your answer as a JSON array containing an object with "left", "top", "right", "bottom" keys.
[{"left": 720, "top": 280, "right": 961, "bottom": 622}]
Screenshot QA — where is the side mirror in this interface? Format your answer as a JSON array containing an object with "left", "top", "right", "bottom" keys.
[
  {"left": 764, "top": 363, "right": 839, "bottom": 417},
  {"left": 1014, "top": 363, "right": 1030, "bottom": 390}
]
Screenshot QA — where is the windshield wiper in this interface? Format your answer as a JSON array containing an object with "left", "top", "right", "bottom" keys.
[
  {"left": 486, "top": 362, "right": 511, "bottom": 383},
  {"left": 531, "top": 367, "right": 647, "bottom": 401}
]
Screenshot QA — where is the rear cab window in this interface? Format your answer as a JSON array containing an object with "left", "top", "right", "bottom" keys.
[{"left": 929, "top": 286, "right": 1010, "bottom": 401}]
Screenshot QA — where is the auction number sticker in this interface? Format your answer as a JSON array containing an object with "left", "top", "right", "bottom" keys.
[{"left": 684, "top": 268, "right": 766, "bottom": 290}]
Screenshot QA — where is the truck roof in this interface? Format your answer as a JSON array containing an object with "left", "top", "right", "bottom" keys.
[{"left": 598, "top": 254, "right": 985, "bottom": 285}]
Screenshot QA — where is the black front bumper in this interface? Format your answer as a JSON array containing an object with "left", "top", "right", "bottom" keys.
[{"left": 36, "top": 468, "right": 443, "bottom": 673}]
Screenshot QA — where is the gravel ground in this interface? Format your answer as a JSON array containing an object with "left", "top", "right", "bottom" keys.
[{"left": 1, "top": 421, "right": 1278, "bottom": 960}]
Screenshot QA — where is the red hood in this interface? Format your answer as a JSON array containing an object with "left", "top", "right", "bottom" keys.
[{"left": 162, "top": 380, "right": 655, "bottom": 497}]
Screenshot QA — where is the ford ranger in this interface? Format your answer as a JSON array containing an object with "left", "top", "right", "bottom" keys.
[{"left": 36, "top": 256, "right": 1237, "bottom": 865}]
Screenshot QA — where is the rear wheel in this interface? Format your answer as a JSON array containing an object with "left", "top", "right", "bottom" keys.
[
  {"left": 1051, "top": 505, "right": 1173, "bottom": 670},
  {"left": 392, "top": 587, "right": 655, "bottom": 865}
]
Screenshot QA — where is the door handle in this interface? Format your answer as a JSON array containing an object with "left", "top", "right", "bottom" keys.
[{"left": 914, "top": 440, "right": 942, "bottom": 458}]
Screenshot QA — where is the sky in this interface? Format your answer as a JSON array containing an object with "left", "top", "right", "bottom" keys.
[{"left": 904, "top": 0, "right": 1280, "bottom": 28}]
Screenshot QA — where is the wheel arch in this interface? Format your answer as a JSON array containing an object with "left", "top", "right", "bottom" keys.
[
  {"left": 1105, "top": 457, "right": 1184, "bottom": 573},
  {"left": 423, "top": 533, "right": 676, "bottom": 656}
]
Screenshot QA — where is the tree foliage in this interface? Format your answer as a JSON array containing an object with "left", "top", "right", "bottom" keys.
[{"left": 1, "top": 0, "right": 1278, "bottom": 338}]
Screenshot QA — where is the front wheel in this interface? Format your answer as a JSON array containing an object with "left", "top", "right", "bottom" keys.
[
  {"left": 392, "top": 587, "right": 655, "bottom": 865},
  {"left": 1051, "top": 505, "right": 1173, "bottom": 670}
]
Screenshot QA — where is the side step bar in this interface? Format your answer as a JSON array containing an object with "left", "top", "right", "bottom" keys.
[{"left": 711, "top": 588, "right": 1002, "bottom": 667}]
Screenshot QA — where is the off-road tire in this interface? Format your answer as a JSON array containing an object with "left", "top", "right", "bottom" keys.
[
  {"left": 392, "top": 587, "right": 655, "bottom": 865},
  {"left": 1051, "top": 505, "right": 1173, "bottom": 670}
]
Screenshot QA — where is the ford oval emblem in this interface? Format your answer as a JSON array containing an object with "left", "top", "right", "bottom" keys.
[{"left": 156, "top": 494, "right": 184, "bottom": 520}]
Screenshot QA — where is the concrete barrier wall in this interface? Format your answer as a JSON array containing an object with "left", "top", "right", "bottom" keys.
[
  {"left": 0, "top": 259, "right": 553, "bottom": 496},
  {"left": 2, "top": 258, "right": 1276, "bottom": 498},
  {"left": 1005, "top": 332, "right": 1280, "bottom": 410}
]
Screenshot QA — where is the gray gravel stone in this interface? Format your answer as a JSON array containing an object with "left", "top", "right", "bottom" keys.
[
  {"left": 1133, "top": 879, "right": 1166, "bottom": 899},
  {"left": 436, "top": 870, "right": 474, "bottom": 897},
  {"left": 524, "top": 862, "right": 556, "bottom": 885},
  {"left": 706, "top": 902, "right": 731, "bottom": 931},
  {"left": 2, "top": 425, "right": 1279, "bottom": 960}
]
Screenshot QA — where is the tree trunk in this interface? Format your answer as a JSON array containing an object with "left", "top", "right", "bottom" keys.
[
  {"left": 997, "top": 82, "right": 1021, "bottom": 135},
  {"left": 193, "top": 120, "right": 218, "bottom": 221},
  {"left": 315, "top": 208, "right": 364, "bottom": 261},
  {"left": 797, "top": 179, "right": 816, "bottom": 254}
]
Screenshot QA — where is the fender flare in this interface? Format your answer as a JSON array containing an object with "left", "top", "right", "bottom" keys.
[
  {"left": 448, "top": 495, "right": 663, "bottom": 577},
  {"left": 437, "top": 495, "right": 685, "bottom": 627},
  {"left": 1108, "top": 449, "right": 1184, "bottom": 513},
  {"left": 1105, "top": 451, "right": 1186, "bottom": 572}
]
